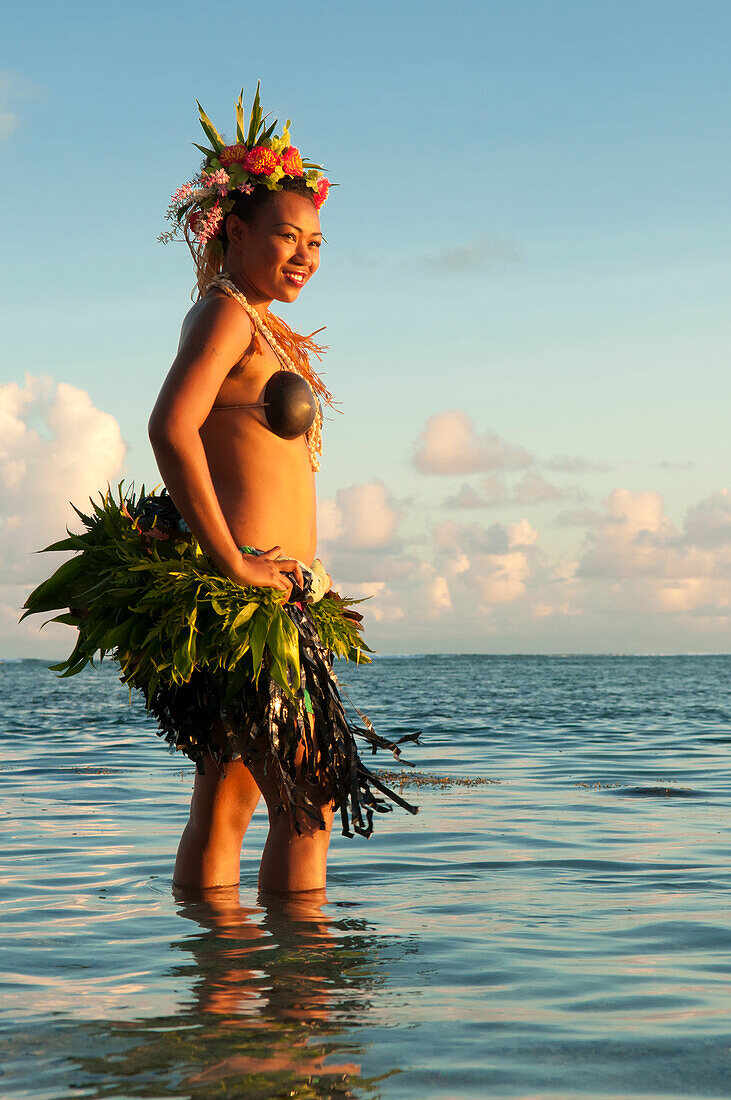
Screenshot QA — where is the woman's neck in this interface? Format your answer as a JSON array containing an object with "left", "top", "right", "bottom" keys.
[{"left": 221, "top": 268, "right": 272, "bottom": 318}]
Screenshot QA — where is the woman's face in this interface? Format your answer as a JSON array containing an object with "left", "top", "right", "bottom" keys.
[{"left": 229, "top": 190, "right": 323, "bottom": 304}]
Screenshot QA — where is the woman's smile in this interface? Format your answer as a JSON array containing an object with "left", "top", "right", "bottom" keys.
[{"left": 283, "top": 269, "right": 308, "bottom": 288}]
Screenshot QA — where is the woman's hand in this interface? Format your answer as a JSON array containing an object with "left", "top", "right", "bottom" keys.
[{"left": 227, "top": 546, "right": 305, "bottom": 595}]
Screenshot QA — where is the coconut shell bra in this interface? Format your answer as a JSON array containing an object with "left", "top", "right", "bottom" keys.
[
  {"left": 206, "top": 274, "right": 327, "bottom": 467},
  {"left": 212, "top": 369, "right": 317, "bottom": 440}
]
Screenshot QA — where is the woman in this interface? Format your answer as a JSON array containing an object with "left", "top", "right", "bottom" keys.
[
  {"left": 147, "top": 89, "right": 416, "bottom": 892},
  {"left": 22, "top": 87, "right": 418, "bottom": 894}
]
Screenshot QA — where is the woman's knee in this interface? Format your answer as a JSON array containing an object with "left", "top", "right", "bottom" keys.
[
  {"left": 189, "top": 755, "right": 261, "bottom": 834},
  {"left": 242, "top": 720, "right": 336, "bottom": 837}
]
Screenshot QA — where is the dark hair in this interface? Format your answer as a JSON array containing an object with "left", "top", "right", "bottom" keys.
[{"left": 219, "top": 177, "right": 316, "bottom": 251}]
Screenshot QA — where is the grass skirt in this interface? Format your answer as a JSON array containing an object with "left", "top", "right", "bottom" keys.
[{"left": 22, "top": 486, "right": 420, "bottom": 837}]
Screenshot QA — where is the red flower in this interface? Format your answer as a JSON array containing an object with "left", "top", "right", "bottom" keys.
[
  {"left": 313, "top": 176, "right": 330, "bottom": 210},
  {"left": 244, "top": 145, "right": 281, "bottom": 176},
  {"left": 188, "top": 210, "right": 202, "bottom": 234},
  {"left": 218, "top": 144, "right": 248, "bottom": 168},
  {"left": 282, "top": 145, "right": 304, "bottom": 177}
]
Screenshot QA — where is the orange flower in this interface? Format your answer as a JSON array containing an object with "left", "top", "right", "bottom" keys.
[
  {"left": 282, "top": 146, "right": 304, "bottom": 177},
  {"left": 218, "top": 144, "right": 248, "bottom": 168},
  {"left": 244, "top": 145, "right": 281, "bottom": 176}
]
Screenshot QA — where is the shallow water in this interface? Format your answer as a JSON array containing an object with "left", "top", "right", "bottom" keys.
[{"left": 1, "top": 654, "right": 730, "bottom": 1099}]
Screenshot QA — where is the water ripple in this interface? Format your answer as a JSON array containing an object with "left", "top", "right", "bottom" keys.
[{"left": 1, "top": 655, "right": 729, "bottom": 1098}]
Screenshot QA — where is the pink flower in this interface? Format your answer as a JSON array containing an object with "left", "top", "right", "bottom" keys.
[
  {"left": 194, "top": 201, "right": 223, "bottom": 245},
  {"left": 244, "top": 145, "right": 281, "bottom": 176},
  {"left": 171, "top": 181, "right": 195, "bottom": 205},
  {"left": 313, "top": 176, "right": 330, "bottom": 211},
  {"left": 200, "top": 168, "right": 230, "bottom": 196}
]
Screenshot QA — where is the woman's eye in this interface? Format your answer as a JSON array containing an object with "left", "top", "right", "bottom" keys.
[
  {"left": 282, "top": 233, "right": 296, "bottom": 241},
  {"left": 310, "top": 240, "right": 321, "bottom": 249}
]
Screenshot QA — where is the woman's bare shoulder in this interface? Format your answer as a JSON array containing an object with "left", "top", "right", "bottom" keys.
[{"left": 178, "top": 290, "right": 254, "bottom": 354}]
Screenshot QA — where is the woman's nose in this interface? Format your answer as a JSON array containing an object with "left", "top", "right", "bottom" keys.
[{"left": 291, "top": 240, "right": 310, "bottom": 265}]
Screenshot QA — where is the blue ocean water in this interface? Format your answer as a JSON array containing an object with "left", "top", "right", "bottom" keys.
[{"left": 1, "top": 654, "right": 729, "bottom": 1100}]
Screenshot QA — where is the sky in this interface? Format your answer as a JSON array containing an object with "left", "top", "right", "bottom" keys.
[{"left": 2, "top": 0, "right": 730, "bottom": 657}]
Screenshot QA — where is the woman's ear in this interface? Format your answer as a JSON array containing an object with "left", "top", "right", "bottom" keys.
[{"left": 225, "top": 213, "right": 248, "bottom": 250}]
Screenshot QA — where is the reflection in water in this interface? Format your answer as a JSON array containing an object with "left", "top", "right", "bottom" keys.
[{"left": 68, "top": 887, "right": 400, "bottom": 1099}]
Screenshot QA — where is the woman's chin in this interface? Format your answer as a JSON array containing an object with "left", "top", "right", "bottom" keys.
[{"left": 274, "top": 285, "right": 303, "bottom": 304}]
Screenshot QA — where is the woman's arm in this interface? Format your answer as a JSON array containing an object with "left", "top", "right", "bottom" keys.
[{"left": 148, "top": 295, "right": 302, "bottom": 592}]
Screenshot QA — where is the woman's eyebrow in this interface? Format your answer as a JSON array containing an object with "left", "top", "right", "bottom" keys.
[{"left": 274, "top": 221, "right": 323, "bottom": 237}]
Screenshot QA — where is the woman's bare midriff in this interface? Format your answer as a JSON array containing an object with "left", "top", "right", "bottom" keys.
[{"left": 197, "top": 310, "right": 317, "bottom": 565}]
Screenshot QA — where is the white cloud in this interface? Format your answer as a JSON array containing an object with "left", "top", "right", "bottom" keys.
[
  {"left": 432, "top": 516, "right": 543, "bottom": 608},
  {"left": 435, "top": 518, "right": 509, "bottom": 557},
  {"left": 0, "top": 375, "right": 126, "bottom": 655},
  {"left": 444, "top": 477, "right": 508, "bottom": 508},
  {"left": 682, "top": 490, "right": 731, "bottom": 550},
  {"left": 445, "top": 472, "right": 583, "bottom": 510},
  {"left": 553, "top": 507, "right": 603, "bottom": 528},
  {"left": 577, "top": 488, "right": 730, "bottom": 618},
  {"left": 318, "top": 481, "right": 404, "bottom": 550},
  {"left": 412, "top": 411, "right": 533, "bottom": 475},
  {"left": 426, "top": 574, "right": 452, "bottom": 610},
  {"left": 513, "top": 472, "right": 572, "bottom": 505},
  {"left": 7, "top": 379, "right": 728, "bottom": 657},
  {"left": 316, "top": 480, "right": 411, "bottom": 595},
  {"left": 318, "top": 479, "right": 730, "bottom": 650},
  {"left": 579, "top": 489, "right": 674, "bottom": 579},
  {"left": 318, "top": 484, "right": 562, "bottom": 629}
]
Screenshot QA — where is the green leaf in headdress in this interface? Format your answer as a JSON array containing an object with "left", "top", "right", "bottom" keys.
[
  {"left": 259, "top": 119, "right": 278, "bottom": 145},
  {"left": 245, "top": 80, "right": 277, "bottom": 147},
  {"left": 196, "top": 101, "right": 225, "bottom": 152},
  {"left": 246, "top": 82, "right": 260, "bottom": 145},
  {"left": 235, "top": 88, "right": 246, "bottom": 143},
  {"left": 193, "top": 143, "right": 218, "bottom": 161}
]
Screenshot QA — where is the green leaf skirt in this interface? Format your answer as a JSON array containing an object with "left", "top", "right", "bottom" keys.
[{"left": 22, "top": 485, "right": 420, "bottom": 838}]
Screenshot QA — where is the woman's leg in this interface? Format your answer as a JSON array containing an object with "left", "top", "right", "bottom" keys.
[
  {"left": 173, "top": 751, "right": 261, "bottom": 888},
  {"left": 257, "top": 786, "right": 335, "bottom": 894},
  {"left": 246, "top": 716, "right": 336, "bottom": 894}
]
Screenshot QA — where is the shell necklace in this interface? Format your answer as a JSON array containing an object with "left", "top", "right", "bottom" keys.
[{"left": 206, "top": 273, "right": 323, "bottom": 471}]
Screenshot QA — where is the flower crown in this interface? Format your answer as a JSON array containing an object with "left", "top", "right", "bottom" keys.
[{"left": 159, "top": 84, "right": 330, "bottom": 254}]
